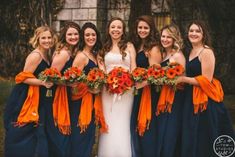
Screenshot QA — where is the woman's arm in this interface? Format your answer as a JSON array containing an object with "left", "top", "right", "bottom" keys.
[
  {"left": 72, "top": 51, "right": 88, "bottom": 70},
  {"left": 148, "top": 45, "right": 162, "bottom": 66},
  {"left": 23, "top": 52, "right": 53, "bottom": 88},
  {"left": 97, "top": 54, "right": 106, "bottom": 73},
  {"left": 127, "top": 42, "right": 137, "bottom": 72},
  {"left": 51, "top": 50, "right": 70, "bottom": 72},
  {"left": 177, "top": 48, "right": 215, "bottom": 85}
]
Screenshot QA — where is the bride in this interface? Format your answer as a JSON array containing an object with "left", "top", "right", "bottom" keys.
[{"left": 97, "top": 17, "right": 136, "bottom": 157}]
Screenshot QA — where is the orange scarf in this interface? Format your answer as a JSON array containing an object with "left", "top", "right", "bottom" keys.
[
  {"left": 137, "top": 85, "right": 151, "bottom": 136},
  {"left": 156, "top": 85, "right": 175, "bottom": 115},
  {"left": 193, "top": 75, "right": 224, "bottom": 113},
  {"left": 72, "top": 83, "right": 108, "bottom": 133},
  {"left": 94, "top": 94, "right": 108, "bottom": 133},
  {"left": 53, "top": 85, "right": 71, "bottom": 135},
  {"left": 14, "top": 72, "right": 39, "bottom": 126}
]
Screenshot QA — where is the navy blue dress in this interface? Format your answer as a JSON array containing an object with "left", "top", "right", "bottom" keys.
[
  {"left": 131, "top": 51, "right": 159, "bottom": 157},
  {"left": 4, "top": 57, "right": 50, "bottom": 157},
  {"left": 69, "top": 59, "right": 96, "bottom": 157},
  {"left": 155, "top": 59, "right": 184, "bottom": 157},
  {"left": 45, "top": 57, "right": 73, "bottom": 157},
  {"left": 181, "top": 56, "right": 234, "bottom": 157}
]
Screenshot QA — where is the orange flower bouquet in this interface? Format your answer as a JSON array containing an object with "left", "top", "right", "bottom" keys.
[
  {"left": 132, "top": 67, "right": 147, "bottom": 95},
  {"left": 147, "top": 64, "right": 165, "bottom": 91},
  {"left": 163, "top": 62, "right": 184, "bottom": 90},
  {"left": 62, "top": 66, "right": 86, "bottom": 83},
  {"left": 62, "top": 67, "right": 86, "bottom": 94},
  {"left": 86, "top": 68, "right": 106, "bottom": 94},
  {"left": 106, "top": 67, "right": 134, "bottom": 95},
  {"left": 38, "top": 67, "right": 62, "bottom": 97}
]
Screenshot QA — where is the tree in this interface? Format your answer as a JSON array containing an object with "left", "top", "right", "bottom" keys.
[{"left": 128, "top": 0, "right": 152, "bottom": 34}]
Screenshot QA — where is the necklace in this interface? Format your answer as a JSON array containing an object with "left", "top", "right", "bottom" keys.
[{"left": 163, "top": 49, "right": 175, "bottom": 61}]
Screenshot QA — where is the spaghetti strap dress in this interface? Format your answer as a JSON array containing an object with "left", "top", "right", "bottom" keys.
[
  {"left": 131, "top": 50, "right": 159, "bottom": 157},
  {"left": 98, "top": 52, "right": 134, "bottom": 157},
  {"left": 4, "top": 55, "right": 50, "bottom": 157},
  {"left": 155, "top": 59, "right": 184, "bottom": 157},
  {"left": 69, "top": 59, "right": 97, "bottom": 157},
  {"left": 181, "top": 56, "right": 234, "bottom": 157},
  {"left": 45, "top": 57, "right": 73, "bottom": 157}
]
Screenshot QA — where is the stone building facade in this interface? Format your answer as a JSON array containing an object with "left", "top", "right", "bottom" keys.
[{"left": 52, "top": 0, "right": 169, "bottom": 35}]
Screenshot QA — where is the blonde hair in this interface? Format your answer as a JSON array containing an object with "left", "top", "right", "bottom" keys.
[
  {"left": 29, "top": 26, "right": 57, "bottom": 49},
  {"left": 161, "top": 24, "right": 183, "bottom": 52}
]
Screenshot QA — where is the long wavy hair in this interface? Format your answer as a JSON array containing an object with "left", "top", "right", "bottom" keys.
[
  {"left": 132, "top": 15, "right": 159, "bottom": 52},
  {"left": 99, "top": 17, "right": 128, "bottom": 61},
  {"left": 55, "top": 21, "right": 80, "bottom": 57},
  {"left": 29, "top": 26, "right": 56, "bottom": 49},
  {"left": 160, "top": 24, "right": 183, "bottom": 53},
  {"left": 78, "top": 22, "right": 102, "bottom": 57},
  {"left": 186, "top": 20, "right": 212, "bottom": 49}
]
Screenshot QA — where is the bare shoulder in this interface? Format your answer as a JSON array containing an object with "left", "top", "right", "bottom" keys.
[
  {"left": 75, "top": 51, "right": 86, "bottom": 60},
  {"left": 26, "top": 51, "right": 42, "bottom": 64},
  {"left": 173, "top": 51, "right": 185, "bottom": 59},
  {"left": 23, "top": 51, "right": 42, "bottom": 72},
  {"left": 58, "top": 49, "right": 70, "bottom": 57},
  {"left": 150, "top": 45, "right": 160, "bottom": 53},
  {"left": 127, "top": 42, "right": 135, "bottom": 49},
  {"left": 201, "top": 47, "right": 215, "bottom": 59},
  {"left": 126, "top": 42, "right": 136, "bottom": 55}
]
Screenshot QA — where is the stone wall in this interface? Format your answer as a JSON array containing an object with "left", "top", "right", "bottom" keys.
[
  {"left": 52, "top": 0, "right": 98, "bottom": 32},
  {"left": 52, "top": 0, "right": 167, "bottom": 35}
]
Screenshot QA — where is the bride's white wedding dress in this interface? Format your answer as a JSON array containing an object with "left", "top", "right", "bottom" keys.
[{"left": 98, "top": 52, "right": 134, "bottom": 157}]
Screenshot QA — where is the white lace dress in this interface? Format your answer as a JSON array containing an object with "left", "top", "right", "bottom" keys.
[{"left": 98, "top": 52, "right": 134, "bottom": 157}]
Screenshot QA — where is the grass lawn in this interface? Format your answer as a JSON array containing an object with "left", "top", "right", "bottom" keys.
[
  {"left": 0, "top": 80, "right": 235, "bottom": 157},
  {"left": 0, "top": 81, "right": 14, "bottom": 156}
]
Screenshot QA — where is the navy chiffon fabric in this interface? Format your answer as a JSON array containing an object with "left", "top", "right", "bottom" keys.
[{"left": 4, "top": 59, "right": 50, "bottom": 157}]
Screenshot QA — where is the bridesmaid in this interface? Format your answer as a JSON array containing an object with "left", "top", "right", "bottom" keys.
[
  {"left": 177, "top": 20, "right": 234, "bottom": 157},
  {"left": 45, "top": 21, "right": 80, "bottom": 157},
  {"left": 130, "top": 15, "right": 162, "bottom": 157},
  {"left": 70, "top": 22, "right": 102, "bottom": 157},
  {"left": 156, "top": 24, "right": 185, "bottom": 157},
  {"left": 4, "top": 26, "right": 55, "bottom": 157}
]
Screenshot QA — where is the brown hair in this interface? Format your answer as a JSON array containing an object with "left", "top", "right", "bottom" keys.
[
  {"left": 132, "top": 15, "right": 159, "bottom": 52},
  {"left": 55, "top": 21, "right": 80, "bottom": 57},
  {"left": 99, "top": 17, "right": 128, "bottom": 61},
  {"left": 187, "top": 20, "right": 212, "bottom": 48}
]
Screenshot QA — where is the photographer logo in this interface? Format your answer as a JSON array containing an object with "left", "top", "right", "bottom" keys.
[{"left": 213, "top": 135, "right": 235, "bottom": 157}]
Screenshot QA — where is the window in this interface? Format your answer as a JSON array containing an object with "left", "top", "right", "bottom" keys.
[{"left": 153, "top": 12, "right": 171, "bottom": 31}]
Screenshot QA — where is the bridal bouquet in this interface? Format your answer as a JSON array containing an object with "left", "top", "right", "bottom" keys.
[
  {"left": 131, "top": 67, "right": 147, "bottom": 95},
  {"left": 38, "top": 67, "right": 62, "bottom": 97},
  {"left": 86, "top": 68, "right": 106, "bottom": 93},
  {"left": 106, "top": 67, "right": 134, "bottom": 95}
]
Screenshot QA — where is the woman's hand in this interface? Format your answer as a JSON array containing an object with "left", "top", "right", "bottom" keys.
[
  {"left": 42, "top": 81, "right": 53, "bottom": 88},
  {"left": 135, "top": 80, "right": 148, "bottom": 89},
  {"left": 176, "top": 76, "right": 185, "bottom": 84},
  {"left": 88, "top": 88, "right": 101, "bottom": 94},
  {"left": 67, "top": 82, "right": 78, "bottom": 88}
]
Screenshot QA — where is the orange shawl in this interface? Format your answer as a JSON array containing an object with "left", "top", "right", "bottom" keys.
[
  {"left": 53, "top": 85, "right": 71, "bottom": 135},
  {"left": 15, "top": 72, "right": 39, "bottom": 126},
  {"left": 156, "top": 85, "right": 175, "bottom": 115},
  {"left": 193, "top": 75, "right": 224, "bottom": 113},
  {"left": 137, "top": 85, "right": 151, "bottom": 136},
  {"left": 72, "top": 83, "right": 108, "bottom": 133}
]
